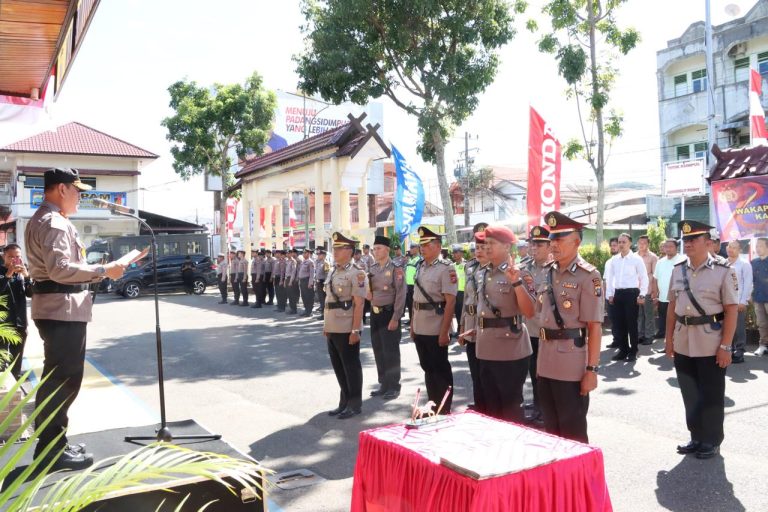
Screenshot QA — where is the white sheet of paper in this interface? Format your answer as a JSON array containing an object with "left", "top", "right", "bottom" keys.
[{"left": 115, "top": 247, "right": 148, "bottom": 266}]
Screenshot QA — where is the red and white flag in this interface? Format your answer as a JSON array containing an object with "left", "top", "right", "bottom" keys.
[
  {"left": 226, "top": 198, "right": 239, "bottom": 243},
  {"left": 288, "top": 199, "right": 297, "bottom": 248},
  {"left": 750, "top": 69, "right": 768, "bottom": 146},
  {"left": 527, "top": 107, "right": 562, "bottom": 230}
]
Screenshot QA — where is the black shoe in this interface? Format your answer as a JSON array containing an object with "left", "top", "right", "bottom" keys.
[
  {"left": 337, "top": 408, "right": 361, "bottom": 419},
  {"left": 732, "top": 354, "right": 745, "bottom": 364},
  {"left": 382, "top": 390, "right": 400, "bottom": 400},
  {"left": 695, "top": 444, "right": 719, "bottom": 459},
  {"left": 251, "top": 304, "right": 262, "bottom": 308},
  {"left": 230, "top": 301, "right": 239, "bottom": 305},
  {"left": 327, "top": 405, "right": 346, "bottom": 416},
  {"left": 42, "top": 447, "right": 94, "bottom": 471},
  {"left": 606, "top": 342, "right": 620, "bottom": 349},
  {"left": 218, "top": 300, "right": 227, "bottom": 304},
  {"left": 676, "top": 440, "right": 701, "bottom": 454},
  {"left": 627, "top": 352, "right": 638, "bottom": 361},
  {"left": 67, "top": 443, "right": 86, "bottom": 454},
  {"left": 370, "top": 387, "right": 388, "bottom": 397},
  {"left": 301, "top": 312, "right": 311, "bottom": 317},
  {"left": 639, "top": 339, "right": 653, "bottom": 346},
  {"left": 653, "top": 332, "right": 664, "bottom": 339},
  {"left": 611, "top": 351, "right": 629, "bottom": 361},
  {"left": 240, "top": 303, "right": 249, "bottom": 307}
]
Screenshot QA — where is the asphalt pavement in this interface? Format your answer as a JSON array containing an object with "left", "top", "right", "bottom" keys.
[{"left": 24, "top": 289, "right": 768, "bottom": 511}]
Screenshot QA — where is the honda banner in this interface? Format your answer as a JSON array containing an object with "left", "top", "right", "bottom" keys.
[{"left": 527, "top": 107, "right": 562, "bottom": 230}]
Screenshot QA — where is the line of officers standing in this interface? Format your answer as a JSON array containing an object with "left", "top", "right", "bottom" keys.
[{"left": 318, "top": 211, "right": 603, "bottom": 442}]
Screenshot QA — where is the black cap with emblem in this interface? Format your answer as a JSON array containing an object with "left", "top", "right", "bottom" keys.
[
  {"left": 529, "top": 225, "right": 551, "bottom": 242},
  {"left": 544, "top": 211, "right": 586, "bottom": 239},
  {"left": 44, "top": 167, "right": 92, "bottom": 191},
  {"left": 678, "top": 220, "right": 713, "bottom": 240},
  {"left": 417, "top": 226, "right": 442, "bottom": 245},
  {"left": 373, "top": 235, "right": 391, "bottom": 247},
  {"left": 473, "top": 222, "right": 489, "bottom": 233},
  {"left": 331, "top": 232, "right": 358, "bottom": 249}
]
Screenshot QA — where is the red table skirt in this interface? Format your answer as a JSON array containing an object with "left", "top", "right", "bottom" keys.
[{"left": 351, "top": 412, "right": 612, "bottom": 512}]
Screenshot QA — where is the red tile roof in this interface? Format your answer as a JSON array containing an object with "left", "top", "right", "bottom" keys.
[
  {"left": 0, "top": 122, "right": 158, "bottom": 159},
  {"left": 709, "top": 144, "right": 768, "bottom": 181}
]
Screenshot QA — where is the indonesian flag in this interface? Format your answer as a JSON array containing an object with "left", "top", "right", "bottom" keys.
[
  {"left": 288, "top": 199, "right": 297, "bottom": 247},
  {"left": 0, "top": 74, "right": 54, "bottom": 126},
  {"left": 226, "top": 198, "right": 239, "bottom": 243},
  {"left": 527, "top": 106, "right": 562, "bottom": 230},
  {"left": 750, "top": 69, "right": 768, "bottom": 146}
]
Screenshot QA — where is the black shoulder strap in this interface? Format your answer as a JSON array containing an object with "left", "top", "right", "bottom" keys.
[
  {"left": 681, "top": 264, "right": 707, "bottom": 316},
  {"left": 547, "top": 266, "right": 565, "bottom": 329},
  {"left": 414, "top": 261, "right": 441, "bottom": 309}
]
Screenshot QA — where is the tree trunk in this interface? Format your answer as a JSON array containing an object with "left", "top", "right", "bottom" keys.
[
  {"left": 588, "top": 3, "right": 605, "bottom": 247},
  {"left": 433, "top": 130, "right": 457, "bottom": 245},
  {"left": 219, "top": 189, "right": 229, "bottom": 253}
]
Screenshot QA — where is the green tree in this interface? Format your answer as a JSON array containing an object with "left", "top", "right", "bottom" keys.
[
  {"left": 646, "top": 217, "right": 668, "bottom": 255},
  {"left": 162, "top": 72, "right": 277, "bottom": 252},
  {"left": 533, "top": 0, "right": 639, "bottom": 246},
  {"left": 295, "top": 0, "right": 525, "bottom": 244}
]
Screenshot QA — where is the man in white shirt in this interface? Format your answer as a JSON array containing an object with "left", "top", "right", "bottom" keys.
[
  {"left": 652, "top": 239, "right": 684, "bottom": 349},
  {"left": 605, "top": 233, "right": 649, "bottom": 361},
  {"left": 726, "top": 240, "right": 753, "bottom": 363}
]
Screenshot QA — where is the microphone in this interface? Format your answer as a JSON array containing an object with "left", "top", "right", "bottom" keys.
[{"left": 93, "top": 198, "right": 136, "bottom": 216}]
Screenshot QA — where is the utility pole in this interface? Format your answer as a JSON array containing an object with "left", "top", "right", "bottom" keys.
[{"left": 453, "top": 132, "right": 479, "bottom": 230}]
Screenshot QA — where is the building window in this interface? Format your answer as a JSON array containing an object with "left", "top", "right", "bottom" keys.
[
  {"left": 738, "top": 134, "right": 750, "bottom": 147},
  {"left": 674, "top": 74, "right": 688, "bottom": 96},
  {"left": 691, "top": 69, "right": 707, "bottom": 93},
  {"left": 759, "top": 52, "right": 768, "bottom": 76},
  {"left": 23, "top": 176, "right": 97, "bottom": 189},
  {"left": 693, "top": 142, "right": 708, "bottom": 159},
  {"left": 676, "top": 145, "right": 691, "bottom": 160},
  {"left": 734, "top": 57, "right": 750, "bottom": 82}
]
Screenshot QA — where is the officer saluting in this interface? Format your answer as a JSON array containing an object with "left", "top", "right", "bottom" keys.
[
  {"left": 410, "top": 226, "right": 457, "bottom": 413},
  {"left": 368, "top": 236, "right": 406, "bottom": 400},
  {"left": 324, "top": 232, "right": 368, "bottom": 419},
  {"left": 665, "top": 220, "right": 738, "bottom": 459},
  {"left": 25, "top": 168, "right": 129, "bottom": 469},
  {"left": 535, "top": 211, "right": 603, "bottom": 443}
]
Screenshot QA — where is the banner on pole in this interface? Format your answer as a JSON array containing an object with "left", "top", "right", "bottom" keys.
[
  {"left": 711, "top": 175, "right": 768, "bottom": 241},
  {"left": 392, "top": 144, "right": 424, "bottom": 238},
  {"left": 527, "top": 107, "right": 562, "bottom": 230}
]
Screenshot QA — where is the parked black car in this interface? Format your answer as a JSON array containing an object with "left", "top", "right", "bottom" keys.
[{"left": 113, "top": 254, "right": 217, "bottom": 299}]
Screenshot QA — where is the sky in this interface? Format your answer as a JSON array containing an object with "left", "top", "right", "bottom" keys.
[{"left": 0, "top": 0, "right": 757, "bottom": 225}]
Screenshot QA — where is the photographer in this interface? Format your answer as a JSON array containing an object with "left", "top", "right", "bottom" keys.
[{"left": 0, "top": 244, "right": 32, "bottom": 380}]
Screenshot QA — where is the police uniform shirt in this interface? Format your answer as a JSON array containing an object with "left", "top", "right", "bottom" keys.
[
  {"left": 362, "top": 253, "right": 375, "bottom": 271},
  {"left": 369, "top": 259, "right": 406, "bottom": 317},
  {"left": 252, "top": 257, "right": 264, "bottom": 280},
  {"left": 264, "top": 256, "right": 274, "bottom": 273},
  {"left": 315, "top": 258, "right": 330, "bottom": 282},
  {"left": 536, "top": 255, "right": 603, "bottom": 382},
  {"left": 393, "top": 255, "right": 408, "bottom": 267},
  {"left": 668, "top": 255, "right": 739, "bottom": 357},
  {"left": 523, "top": 259, "right": 550, "bottom": 337},
  {"left": 285, "top": 257, "right": 297, "bottom": 285},
  {"left": 413, "top": 259, "right": 458, "bottom": 336},
  {"left": 461, "top": 260, "right": 482, "bottom": 335},
  {"left": 25, "top": 200, "right": 101, "bottom": 322},
  {"left": 276, "top": 258, "right": 286, "bottom": 281},
  {"left": 475, "top": 263, "right": 534, "bottom": 361},
  {"left": 324, "top": 262, "right": 368, "bottom": 333},
  {"left": 298, "top": 257, "right": 315, "bottom": 279},
  {"left": 229, "top": 257, "right": 239, "bottom": 277}
]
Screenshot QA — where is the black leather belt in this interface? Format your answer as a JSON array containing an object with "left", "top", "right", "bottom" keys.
[
  {"left": 465, "top": 304, "right": 476, "bottom": 316},
  {"left": 372, "top": 304, "right": 394, "bottom": 314},
  {"left": 32, "top": 280, "right": 89, "bottom": 294},
  {"left": 540, "top": 327, "right": 586, "bottom": 341},
  {"left": 414, "top": 301, "right": 445, "bottom": 311},
  {"left": 316, "top": 279, "right": 325, "bottom": 284},
  {"left": 676, "top": 312, "right": 724, "bottom": 326},
  {"left": 479, "top": 316, "right": 520, "bottom": 330},
  {"left": 326, "top": 301, "right": 352, "bottom": 310}
]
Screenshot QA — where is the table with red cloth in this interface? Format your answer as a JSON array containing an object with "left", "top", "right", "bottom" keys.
[{"left": 351, "top": 411, "right": 612, "bottom": 512}]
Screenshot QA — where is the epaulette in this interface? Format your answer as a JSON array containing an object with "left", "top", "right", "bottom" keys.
[
  {"left": 439, "top": 259, "right": 452, "bottom": 266},
  {"left": 49, "top": 211, "right": 68, "bottom": 231},
  {"left": 353, "top": 263, "right": 365, "bottom": 270},
  {"left": 544, "top": 260, "right": 556, "bottom": 268},
  {"left": 674, "top": 259, "right": 686, "bottom": 267},
  {"left": 576, "top": 259, "right": 596, "bottom": 272},
  {"left": 714, "top": 259, "right": 730, "bottom": 268},
  {"left": 392, "top": 262, "right": 402, "bottom": 268}
]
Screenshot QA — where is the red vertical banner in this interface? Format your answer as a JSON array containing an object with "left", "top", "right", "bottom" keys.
[{"left": 527, "top": 107, "right": 562, "bottom": 231}]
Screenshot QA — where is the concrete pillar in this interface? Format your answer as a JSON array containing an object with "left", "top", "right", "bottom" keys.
[
  {"left": 340, "top": 189, "right": 351, "bottom": 232},
  {"left": 252, "top": 187, "right": 262, "bottom": 250},
  {"left": 264, "top": 204, "right": 273, "bottom": 249},
  {"left": 330, "top": 158, "right": 341, "bottom": 230},
  {"left": 274, "top": 202, "right": 284, "bottom": 250},
  {"left": 314, "top": 160, "right": 324, "bottom": 248},
  {"left": 357, "top": 171, "right": 369, "bottom": 240}
]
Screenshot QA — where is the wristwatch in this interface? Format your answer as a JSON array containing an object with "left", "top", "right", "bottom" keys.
[
  {"left": 719, "top": 344, "right": 733, "bottom": 352},
  {"left": 586, "top": 365, "right": 600, "bottom": 373},
  {"left": 96, "top": 265, "right": 106, "bottom": 276},
  {"left": 512, "top": 280, "right": 523, "bottom": 288},
  {"left": 351, "top": 329, "right": 362, "bottom": 335}
]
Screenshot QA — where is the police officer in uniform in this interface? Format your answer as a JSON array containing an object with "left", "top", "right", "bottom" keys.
[
  {"left": 273, "top": 250, "right": 287, "bottom": 312},
  {"left": 216, "top": 253, "right": 228, "bottom": 304},
  {"left": 285, "top": 248, "right": 300, "bottom": 314},
  {"left": 368, "top": 236, "right": 406, "bottom": 399},
  {"left": 535, "top": 211, "right": 603, "bottom": 443},
  {"left": 315, "top": 248, "right": 330, "bottom": 319},
  {"left": 665, "top": 220, "right": 738, "bottom": 459},
  {"left": 392, "top": 245, "right": 407, "bottom": 267},
  {"left": 298, "top": 248, "right": 315, "bottom": 316},
  {"left": 411, "top": 226, "right": 457, "bottom": 413},
  {"left": 264, "top": 250, "right": 275, "bottom": 305},
  {"left": 236, "top": 250, "right": 249, "bottom": 306},
  {"left": 229, "top": 251, "right": 240, "bottom": 305},
  {"left": 458, "top": 224, "right": 489, "bottom": 410},
  {"left": 251, "top": 250, "right": 264, "bottom": 309},
  {"left": 522, "top": 225, "right": 552, "bottom": 421},
  {"left": 404, "top": 245, "right": 422, "bottom": 324},
  {"left": 324, "top": 232, "right": 368, "bottom": 419},
  {"left": 25, "top": 168, "right": 129, "bottom": 469},
  {"left": 472, "top": 226, "right": 536, "bottom": 422}
]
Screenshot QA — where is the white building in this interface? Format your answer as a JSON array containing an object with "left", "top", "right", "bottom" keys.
[{"left": 0, "top": 122, "right": 158, "bottom": 249}]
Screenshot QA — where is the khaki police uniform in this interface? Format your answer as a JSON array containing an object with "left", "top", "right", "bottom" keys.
[
  {"left": 536, "top": 255, "right": 603, "bottom": 443},
  {"left": 263, "top": 254, "right": 274, "bottom": 304},
  {"left": 474, "top": 262, "right": 534, "bottom": 421},
  {"left": 274, "top": 255, "right": 287, "bottom": 312},
  {"left": 251, "top": 255, "right": 264, "bottom": 308},
  {"left": 368, "top": 258, "right": 406, "bottom": 394},
  {"left": 314, "top": 256, "right": 330, "bottom": 318},
  {"left": 324, "top": 261, "right": 368, "bottom": 413},
  {"left": 668, "top": 255, "right": 738, "bottom": 448},
  {"left": 460, "top": 258, "right": 484, "bottom": 409},
  {"left": 523, "top": 257, "right": 550, "bottom": 415},
  {"left": 229, "top": 256, "right": 242, "bottom": 304},
  {"left": 217, "top": 259, "right": 229, "bottom": 303},
  {"left": 298, "top": 256, "right": 315, "bottom": 316},
  {"left": 412, "top": 257, "right": 458, "bottom": 413},
  {"left": 25, "top": 200, "right": 103, "bottom": 457}
]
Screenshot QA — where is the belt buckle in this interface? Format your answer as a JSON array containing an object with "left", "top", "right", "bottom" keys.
[
  {"left": 479, "top": 317, "right": 484, "bottom": 330},
  {"left": 540, "top": 327, "right": 546, "bottom": 341},
  {"left": 684, "top": 316, "right": 689, "bottom": 326},
  {"left": 373, "top": 305, "right": 381, "bottom": 314}
]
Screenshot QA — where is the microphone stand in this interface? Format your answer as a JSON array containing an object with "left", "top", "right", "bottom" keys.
[{"left": 112, "top": 209, "right": 221, "bottom": 443}]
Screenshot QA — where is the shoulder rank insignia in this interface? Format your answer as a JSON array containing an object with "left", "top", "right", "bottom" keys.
[
  {"left": 592, "top": 278, "right": 602, "bottom": 297},
  {"left": 448, "top": 269, "right": 457, "bottom": 284},
  {"left": 576, "top": 259, "right": 596, "bottom": 272}
]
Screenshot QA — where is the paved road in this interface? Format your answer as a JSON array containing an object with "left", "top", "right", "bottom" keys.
[{"left": 27, "top": 290, "right": 768, "bottom": 511}]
